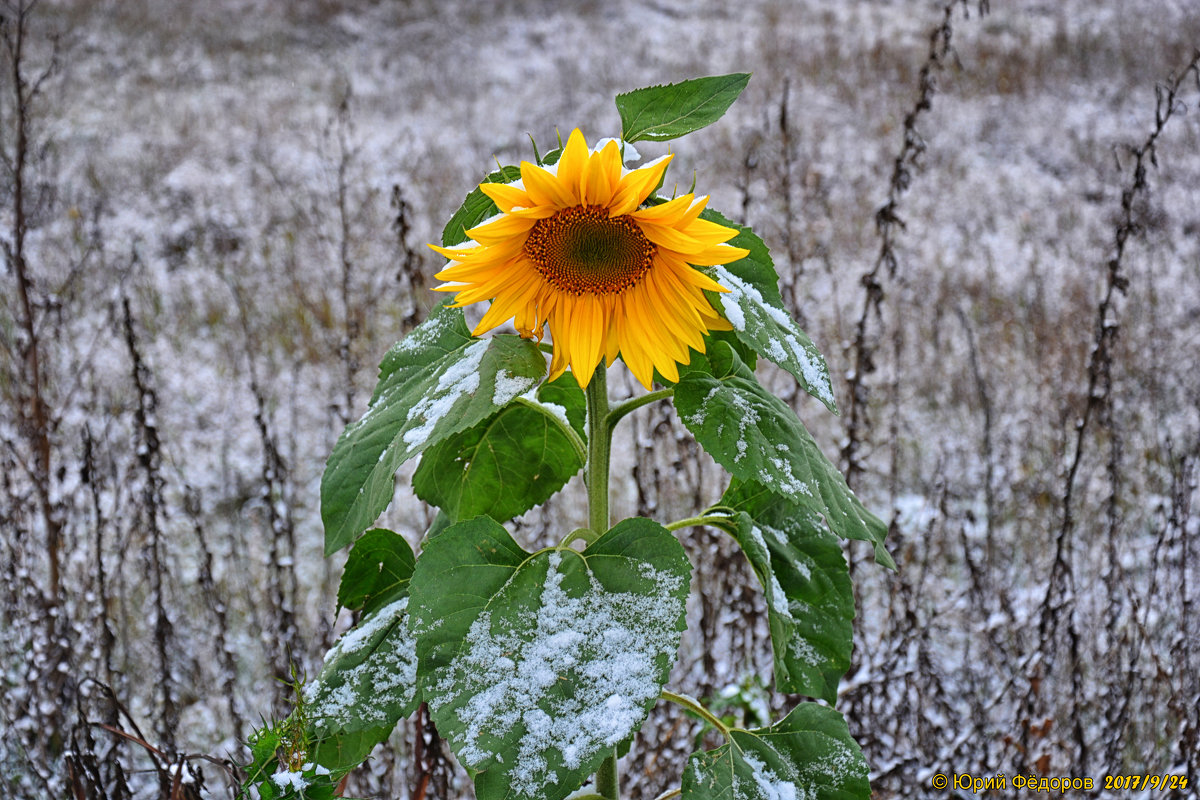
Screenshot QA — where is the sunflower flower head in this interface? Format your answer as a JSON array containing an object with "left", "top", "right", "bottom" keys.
[{"left": 430, "top": 129, "right": 750, "bottom": 390}]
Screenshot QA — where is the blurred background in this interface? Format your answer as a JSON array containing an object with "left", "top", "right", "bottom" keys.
[{"left": 2, "top": 0, "right": 1198, "bottom": 797}]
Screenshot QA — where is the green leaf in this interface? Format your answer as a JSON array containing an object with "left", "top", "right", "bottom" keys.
[
  {"left": 311, "top": 726, "right": 394, "bottom": 777},
  {"left": 337, "top": 528, "right": 415, "bottom": 615},
  {"left": 617, "top": 73, "right": 751, "bottom": 143},
  {"left": 424, "top": 509, "right": 454, "bottom": 541},
  {"left": 682, "top": 703, "right": 871, "bottom": 800},
  {"left": 442, "top": 165, "right": 523, "bottom": 247},
  {"left": 676, "top": 342, "right": 893, "bottom": 568},
  {"left": 304, "top": 593, "right": 419, "bottom": 739},
  {"left": 321, "top": 302, "right": 547, "bottom": 554},
  {"left": 724, "top": 486, "right": 853, "bottom": 703},
  {"left": 409, "top": 516, "right": 691, "bottom": 800},
  {"left": 701, "top": 208, "right": 838, "bottom": 413},
  {"left": 412, "top": 375, "right": 586, "bottom": 523}
]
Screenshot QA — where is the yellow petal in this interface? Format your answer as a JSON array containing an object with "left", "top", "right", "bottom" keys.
[
  {"left": 613, "top": 309, "right": 654, "bottom": 390},
  {"left": 642, "top": 270, "right": 704, "bottom": 352},
  {"left": 629, "top": 193, "right": 694, "bottom": 225},
  {"left": 521, "top": 160, "right": 576, "bottom": 208},
  {"left": 466, "top": 213, "right": 536, "bottom": 245},
  {"left": 428, "top": 241, "right": 480, "bottom": 261},
  {"left": 675, "top": 243, "right": 751, "bottom": 267},
  {"left": 656, "top": 251, "right": 730, "bottom": 293},
  {"left": 609, "top": 154, "right": 673, "bottom": 217},
  {"left": 678, "top": 194, "right": 711, "bottom": 226},
  {"left": 637, "top": 221, "right": 707, "bottom": 254},
  {"left": 680, "top": 216, "right": 743, "bottom": 244},
  {"left": 555, "top": 129, "right": 589, "bottom": 203},
  {"left": 480, "top": 181, "right": 533, "bottom": 213}
]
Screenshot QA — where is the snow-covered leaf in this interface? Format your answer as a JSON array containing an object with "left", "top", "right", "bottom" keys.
[
  {"left": 725, "top": 483, "right": 853, "bottom": 703},
  {"left": 676, "top": 342, "right": 892, "bottom": 568},
  {"left": 617, "top": 73, "right": 751, "bottom": 143},
  {"left": 412, "top": 374, "right": 585, "bottom": 523},
  {"left": 409, "top": 516, "right": 691, "bottom": 800},
  {"left": 337, "top": 528, "right": 414, "bottom": 615},
  {"left": 321, "top": 302, "right": 546, "bottom": 554},
  {"left": 682, "top": 703, "right": 870, "bottom": 800},
  {"left": 701, "top": 208, "right": 838, "bottom": 414},
  {"left": 304, "top": 595, "right": 418, "bottom": 739}
]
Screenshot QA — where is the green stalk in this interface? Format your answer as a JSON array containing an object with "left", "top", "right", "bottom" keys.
[
  {"left": 661, "top": 690, "right": 731, "bottom": 738},
  {"left": 664, "top": 514, "right": 735, "bottom": 534},
  {"left": 586, "top": 367, "right": 611, "bottom": 536},
  {"left": 607, "top": 387, "right": 673, "bottom": 429},
  {"left": 585, "top": 366, "right": 619, "bottom": 800}
]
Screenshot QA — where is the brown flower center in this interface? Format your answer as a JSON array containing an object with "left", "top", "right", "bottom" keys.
[{"left": 524, "top": 205, "right": 655, "bottom": 295}]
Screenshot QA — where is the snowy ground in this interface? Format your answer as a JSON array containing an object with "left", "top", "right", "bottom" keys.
[{"left": 2, "top": 0, "right": 1199, "bottom": 797}]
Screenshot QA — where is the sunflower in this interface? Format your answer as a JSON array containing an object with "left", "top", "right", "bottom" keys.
[{"left": 430, "top": 129, "right": 749, "bottom": 390}]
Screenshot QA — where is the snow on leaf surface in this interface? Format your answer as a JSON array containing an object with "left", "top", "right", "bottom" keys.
[
  {"left": 724, "top": 481, "right": 853, "bottom": 702},
  {"left": 409, "top": 516, "right": 691, "bottom": 800},
  {"left": 699, "top": 208, "right": 838, "bottom": 413},
  {"left": 492, "top": 368, "right": 540, "bottom": 407},
  {"left": 681, "top": 703, "right": 870, "bottom": 800},
  {"left": 676, "top": 342, "right": 892, "bottom": 569},
  {"left": 321, "top": 302, "right": 546, "bottom": 554},
  {"left": 304, "top": 595, "right": 418, "bottom": 737}
]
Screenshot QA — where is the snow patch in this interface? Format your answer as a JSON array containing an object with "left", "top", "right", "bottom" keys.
[
  {"left": 740, "top": 751, "right": 800, "bottom": 800},
  {"left": 402, "top": 339, "right": 488, "bottom": 449},
  {"left": 493, "top": 369, "right": 537, "bottom": 407}
]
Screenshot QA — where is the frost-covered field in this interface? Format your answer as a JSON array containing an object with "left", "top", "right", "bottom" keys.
[{"left": 2, "top": 0, "right": 1199, "bottom": 797}]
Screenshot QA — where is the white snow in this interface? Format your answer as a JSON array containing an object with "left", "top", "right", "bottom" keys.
[
  {"left": 746, "top": 524, "right": 793, "bottom": 622},
  {"left": 711, "top": 264, "right": 836, "bottom": 408},
  {"left": 271, "top": 770, "right": 308, "bottom": 791},
  {"left": 740, "top": 751, "right": 800, "bottom": 800},
  {"left": 492, "top": 368, "right": 538, "bottom": 407}
]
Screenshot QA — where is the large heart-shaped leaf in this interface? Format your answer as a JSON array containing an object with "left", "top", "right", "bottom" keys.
[
  {"left": 701, "top": 208, "right": 837, "bottom": 414},
  {"left": 321, "top": 302, "right": 546, "bottom": 554},
  {"left": 412, "top": 375, "right": 586, "bottom": 523},
  {"left": 676, "top": 342, "right": 892, "bottom": 568},
  {"left": 409, "top": 516, "right": 691, "bottom": 800},
  {"left": 682, "top": 704, "right": 870, "bottom": 800},
  {"left": 724, "top": 483, "right": 853, "bottom": 703}
]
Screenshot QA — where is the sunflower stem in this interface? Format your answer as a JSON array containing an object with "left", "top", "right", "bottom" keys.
[
  {"left": 585, "top": 366, "right": 619, "bottom": 800},
  {"left": 586, "top": 367, "right": 611, "bottom": 536}
]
